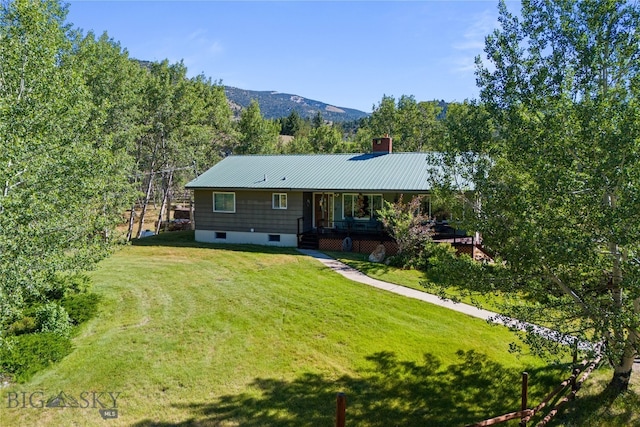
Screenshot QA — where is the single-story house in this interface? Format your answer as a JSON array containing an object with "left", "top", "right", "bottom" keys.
[{"left": 185, "top": 137, "right": 471, "bottom": 254}]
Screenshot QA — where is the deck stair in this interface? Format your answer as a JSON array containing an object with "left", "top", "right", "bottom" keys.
[{"left": 298, "top": 233, "right": 319, "bottom": 250}]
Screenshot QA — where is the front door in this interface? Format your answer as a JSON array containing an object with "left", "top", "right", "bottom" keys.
[{"left": 314, "top": 193, "right": 334, "bottom": 229}]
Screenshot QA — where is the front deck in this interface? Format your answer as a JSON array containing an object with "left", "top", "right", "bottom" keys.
[{"left": 298, "top": 218, "right": 478, "bottom": 257}]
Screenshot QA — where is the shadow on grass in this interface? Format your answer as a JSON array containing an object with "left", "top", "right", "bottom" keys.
[
  {"left": 131, "top": 350, "right": 566, "bottom": 427},
  {"left": 550, "top": 375, "right": 640, "bottom": 427}
]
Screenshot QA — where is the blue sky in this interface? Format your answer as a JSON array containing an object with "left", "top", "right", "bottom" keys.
[{"left": 66, "top": 1, "right": 515, "bottom": 112}]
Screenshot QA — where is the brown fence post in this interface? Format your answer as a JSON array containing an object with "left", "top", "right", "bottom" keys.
[
  {"left": 520, "top": 372, "right": 529, "bottom": 427},
  {"left": 336, "top": 392, "right": 346, "bottom": 427}
]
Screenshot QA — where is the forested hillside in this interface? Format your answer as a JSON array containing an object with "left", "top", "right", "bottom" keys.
[{"left": 224, "top": 86, "right": 370, "bottom": 122}]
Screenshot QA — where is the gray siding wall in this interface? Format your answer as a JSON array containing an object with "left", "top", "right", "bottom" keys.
[{"left": 194, "top": 189, "right": 304, "bottom": 234}]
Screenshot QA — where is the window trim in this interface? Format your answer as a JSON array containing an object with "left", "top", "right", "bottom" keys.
[
  {"left": 213, "top": 192, "right": 236, "bottom": 213},
  {"left": 272, "top": 193, "right": 288, "bottom": 210}
]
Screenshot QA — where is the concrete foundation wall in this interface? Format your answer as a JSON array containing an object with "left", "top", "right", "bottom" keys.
[{"left": 195, "top": 230, "right": 297, "bottom": 247}]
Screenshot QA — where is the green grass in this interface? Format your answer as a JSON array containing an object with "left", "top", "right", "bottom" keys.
[
  {"left": 2, "top": 232, "right": 633, "bottom": 426},
  {"left": 325, "top": 251, "right": 640, "bottom": 426},
  {"left": 326, "top": 251, "right": 506, "bottom": 312},
  {"left": 549, "top": 371, "right": 640, "bottom": 427}
]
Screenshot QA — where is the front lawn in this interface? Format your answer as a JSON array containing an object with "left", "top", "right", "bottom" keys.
[
  {"left": 2, "top": 233, "right": 576, "bottom": 426},
  {"left": 325, "top": 250, "right": 640, "bottom": 427},
  {"left": 326, "top": 251, "right": 506, "bottom": 312}
]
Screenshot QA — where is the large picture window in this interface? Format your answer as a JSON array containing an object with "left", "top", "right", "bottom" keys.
[
  {"left": 272, "top": 193, "right": 287, "bottom": 209},
  {"left": 213, "top": 192, "right": 235, "bottom": 213},
  {"left": 343, "top": 194, "right": 383, "bottom": 219}
]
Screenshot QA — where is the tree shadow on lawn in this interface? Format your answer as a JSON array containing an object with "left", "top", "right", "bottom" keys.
[
  {"left": 549, "top": 375, "right": 640, "bottom": 427},
  {"left": 131, "top": 350, "right": 566, "bottom": 427}
]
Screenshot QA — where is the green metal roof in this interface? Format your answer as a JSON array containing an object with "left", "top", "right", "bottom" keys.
[{"left": 186, "top": 152, "right": 450, "bottom": 192}]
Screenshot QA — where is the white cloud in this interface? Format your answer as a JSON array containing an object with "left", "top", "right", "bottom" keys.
[
  {"left": 453, "top": 10, "right": 497, "bottom": 52},
  {"left": 188, "top": 29, "right": 208, "bottom": 42},
  {"left": 208, "top": 41, "right": 223, "bottom": 55},
  {"left": 451, "top": 56, "right": 477, "bottom": 73},
  {"left": 185, "top": 29, "right": 224, "bottom": 56},
  {"left": 448, "top": 9, "right": 497, "bottom": 74}
]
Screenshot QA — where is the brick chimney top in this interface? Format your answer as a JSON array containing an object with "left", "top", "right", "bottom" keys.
[{"left": 372, "top": 135, "right": 392, "bottom": 153}]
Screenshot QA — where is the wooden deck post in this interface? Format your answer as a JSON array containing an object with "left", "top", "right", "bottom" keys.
[
  {"left": 519, "top": 372, "right": 528, "bottom": 427},
  {"left": 471, "top": 235, "right": 475, "bottom": 259},
  {"left": 336, "top": 392, "right": 346, "bottom": 427}
]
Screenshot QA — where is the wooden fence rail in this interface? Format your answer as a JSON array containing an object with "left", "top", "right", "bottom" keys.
[
  {"left": 466, "top": 356, "right": 601, "bottom": 427},
  {"left": 535, "top": 356, "right": 601, "bottom": 427},
  {"left": 334, "top": 356, "right": 600, "bottom": 427},
  {"left": 336, "top": 392, "right": 346, "bottom": 427}
]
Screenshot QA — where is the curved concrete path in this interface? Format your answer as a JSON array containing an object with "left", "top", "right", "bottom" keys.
[
  {"left": 298, "top": 249, "right": 498, "bottom": 321},
  {"left": 298, "top": 249, "right": 595, "bottom": 351}
]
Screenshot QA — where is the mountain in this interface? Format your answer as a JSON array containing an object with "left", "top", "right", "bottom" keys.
[{"left": 224, "top": 86, "right": 370, "bottom": 123}]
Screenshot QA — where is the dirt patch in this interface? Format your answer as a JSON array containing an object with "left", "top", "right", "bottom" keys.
[{"left": 325, "top": 105, "right": 345, "bottom": 113}]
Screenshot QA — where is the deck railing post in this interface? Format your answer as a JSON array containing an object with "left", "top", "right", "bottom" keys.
[
  {"left": 520, "top": 372, "right": 529, "bottom": 427},
  {"left": 471, "top": 234, "right": 475, "bottom": 259},
  {"left": 336, "top": 392, "right": 346, "bottom": 427}
]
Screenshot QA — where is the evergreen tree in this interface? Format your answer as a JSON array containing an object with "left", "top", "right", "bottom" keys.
[
  {"left": 312, "top": 111, "right": 324, "bottom": 129},
  {"left": 281, "top": 110, "right": 303, "bottom": 136}
]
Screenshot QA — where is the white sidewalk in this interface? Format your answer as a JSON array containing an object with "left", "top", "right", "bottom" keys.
[
  {"left": 298, "top": 249, "right": 595, "bottom": 351},
  {"left": 298, "top": 249, "right": 497, "bottom": 321}
]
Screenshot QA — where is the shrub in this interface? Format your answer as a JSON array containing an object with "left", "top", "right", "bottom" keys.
[
  {"left": 35, "top": 303, "right": 72, "bottom": 337},
  {"left": 387, "top": 251, "right": 421, "bottom": 269},
  {"left": 0, "top": 333, "right": 73, "bottom": 383},
  {"left": 6, "top": 316, "right": 37, "bottom": 336},
  {"left": 63, "top": 273, "right": 91, "bottom": 294},
  {"left": 61, "top": 292, "right": 100, "bottom": 325},
  {"left": 377, "top": 195, "right": 433, "bottom": 268},
  {"left": 43, "top": 273, "right": 91, "bottom": 301},
  {"left": 420, "top": 240, "right": 460, "bottom": 269}
]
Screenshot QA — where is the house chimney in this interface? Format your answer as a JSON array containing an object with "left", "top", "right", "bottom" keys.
[{"left": 372, "top": 134, "right": 392, "bottom": 153}]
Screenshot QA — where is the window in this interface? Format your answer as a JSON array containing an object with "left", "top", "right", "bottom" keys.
[
  {"left": 215, "top": 232, "right": 227, "bottom": 239},
  {"left": 272, "top": 193, "right": 287, "bottom": 209},
  {"left": 418, "top": 194, "right": 431, "bottom": 217},
  {"left": 268, "top": 234, "right": 281, "bottom": 242},
  {"left": 213, "top": 192, "right": 235, "bottom": 213},
  {"left": 343, "top": 194, "right": 383, "bottom": 219}
]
